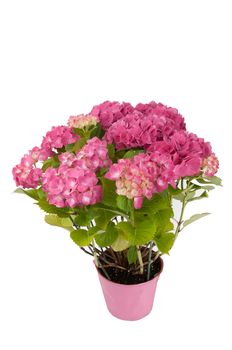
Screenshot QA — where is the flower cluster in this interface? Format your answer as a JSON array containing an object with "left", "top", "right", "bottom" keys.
[
  {"left": 41, "top": 126, "right": 79, "bottom": 151},
  {"left": 96, "top": 101, "right": 186, "bottom": 150},
  {"left": 68, "top": 114, "right": 99, "bottom": 129},
  {"left": 13, "top": 101, "right": 219, "bottom": 210},
  {"left": 105, "top": 152, "right": 175, "bottom": 209},
  {"left": 147, "top": 130, "right": 216, "bottom": 178},
  {"left": 12, "top": 147, "right": 51, "bottom": 188},
  {"left": 90, "top": 101, "right": 134, "bottom": 130},
  {"left": 202, "top": 153, "right": 219, "bottom": 177},
  {"left": 42, "top": 157, "right": 102, "bottom": 208},
  {"left": 76, "top": 137, "right": 112, "bottom": 171}
]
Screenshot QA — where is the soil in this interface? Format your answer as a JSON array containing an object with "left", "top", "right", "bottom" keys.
[{"left": 97, "top": 255, "right": 163, "bottom": 285}]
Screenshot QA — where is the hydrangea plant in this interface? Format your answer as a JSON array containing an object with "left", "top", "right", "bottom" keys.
[{"left": 13, "top": 101, "right": 221, "bottom": 282}]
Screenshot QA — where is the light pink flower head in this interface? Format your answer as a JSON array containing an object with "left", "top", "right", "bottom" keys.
[
  {"left": 68, "top": 114, "right": 99, "bottom": 129},
  {"left": 201, "top": 153, "right": 219, "bottom": 177}
]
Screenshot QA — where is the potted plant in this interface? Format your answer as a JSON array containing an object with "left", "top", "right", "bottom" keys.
[{"left": 13, "top": 101, "right": 221, "bottom": 321}]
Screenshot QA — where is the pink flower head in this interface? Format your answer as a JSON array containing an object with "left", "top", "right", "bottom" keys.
[
  {"left": 12, "top": 146, "right": 50, "bottom": 188},
  {"left": 104, "top": 105, "right": 186, "bottom": 150},
  {"left": 148, "top": 130, "right": 214, "bottom": 178},
  {"left": 105, "top": 152, "right": 175, "bottom": 209},
  {"left": 41, "top": 126, "right": 79, "bottom": 151},
  {"left": 201, "top": 153, "right": 219, "bottom": 176},
  {"left": 76, "top": 137, "right": 112, "bottom": 172},
  {"left": 68, "top": 114, "right": 99, "bottom": 129},
  {"left": 90, "top": 101, "right": 134, "bottom": 130},
  {"left": 42, "top": 159, "right": 102, "bottom": 208}
]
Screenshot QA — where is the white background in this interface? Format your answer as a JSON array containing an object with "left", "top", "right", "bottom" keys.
[{"left": 0, "top": 1, "right": 231, "bottom": 349}]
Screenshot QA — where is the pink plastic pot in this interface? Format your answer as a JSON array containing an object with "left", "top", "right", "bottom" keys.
[{"left": 96, "top": 258, "right": 163, "bottom": 321}]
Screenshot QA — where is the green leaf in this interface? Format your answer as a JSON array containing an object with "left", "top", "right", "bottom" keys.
[
  {"left": 107, "top": 144, "right": 115, "bottom": 159},
  {"left": 133, "top": 214, "right": 157, "bottom": 245},
  {"left": 94, "top": 209, "right": 115, "bottom": 230},
  {"left": 73, "top": 128, "right": 85, "bottom": 137},
  {"left": 45, "top": 214, "right": 73, "bottom": 231},
  {"left": 116, "top": 221, "right": 135, "bottom": 241},
  {"left": 14, "top": 188, "right": 39, "bottom": 200},
  {"left": 183, "top": 213, "right": 210, "bottom": 228},
  {"left": 127, "top": 246, "right": 138, "bottom": 265},
  {"left": 196, "top": 175, "right": 222, "bottom": 186},
  {"left": 154, "top": 208, "right": 174, "bottom": 234},
  {"left": 111, "top": 230, "right": 131, "bottom": 252},
  {"left": 42, "top": 156, "right": 60, "bottom": 171},
  {"left": 139, "top": 193, "right": 170, "bottom": 214},
  {"left": 116, "top": 196, "right": 130, "bottom": 213},
  {"left": 95, "top": 222, "right": 118, "bottom": 247},
  {"left": 70, "top": 228, "right": 96, "bottom": 247},
  {"left": 188, "top": 190, "right": 208, "bottom": 202},
  {"left": 73, "top": 138, "right": 87, "bottom": 152},
  {"left": 74, "top": 212, "right": 91, "bottom": 227},
  {"left": 123, "top": 149, "right": 144, "bottom": 159},
  {"left": 65, "top": 143, "right": 75, "bottom": 152},
  {"left": 37, "top": 199, "right": 70, "bottom": 217},
  {"left": 154, "top": 232, "right": 175, "bottom": 254},
  {"left": 100, "top": 178, "right": 117, "bottom": 207}
]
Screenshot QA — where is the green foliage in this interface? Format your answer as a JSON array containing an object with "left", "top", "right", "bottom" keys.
[
  {"left": 133, "top": 213, "right": 157, "bottom": 245},
  {"left": 100, "top": 178, "right": 118, "bottom": 207},
  {"left": 37, "top": 199, "right": 70, "bottom": 217},
  {"left": 45, "top": 214, "right": 73, "bottom": 231},
  {"left": 15, "top": 188, "right": 39, "bottom": 200},
  {"left": 139, "top": 193, "right": 170, "bottom": 214},
  {"left": 95, "top": 222, "right": 118, "bottom": 247},
  {"left": 94, "top": 209, "right": 115, "bottom": 230},
  {"left": 123, "top": 149, "right": 144, "bottom": 159},
  {"left": 127, "top": 246, "right": 138, "bottom": 265},
  {"left": 111, "top": 228, "right": 131, "bottom": 252},
  {"left": 42, "top": 155, "right": 60, "bottom": 171},
  {"left": 107, "top": 144, "right": 115, "bottom": 159},
  {"left": 116, "top": 196, "right": 130, "bottom": 213},
  {"left": 183, "top": 213, "right": 210, "bottom": 228},
  {"left": 70, "top": 227, "right": 97, "bottom": 247},
  {"left": 73, "top": 138, "right": 87, "bottom": 152},
  {"left": 155, "top": 232, "right": 175, "bottom": 254}
]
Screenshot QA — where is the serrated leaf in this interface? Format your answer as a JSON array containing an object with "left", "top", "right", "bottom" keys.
[
  {"left": 133, "top": 214, "right": 157, "bottom": 245},
  {"left": 116, "top": 221, "right": 134, "bottom": 241},
  {"left": 154, "top": 208, "right": 174, "bottom": 234},
  {"left": 94, "top": 209, "right": 115, "bottom": 230},
  {"left": 70, "top": 228, "right": 96, "bottom": 247},
  {"left": 111, "top": 230, "right": 131, "bottom": 252},
  {"left": 154, "top": 232, "right": 175, "bottom": 254},
  {"left": 123, "top": 149, "right": 144, "bottom": 159},
  {"left": 107, "top": 144, "right": 115, "bottom": 159},
  {"left": 95, "top": 222, "right": 118, "bottom": 247},
  {"left": 139, "top": 193, "right": 170, "bottom": 214},
  {"left": 196, "top": 175, "right": 222, "bottom": 186},
  {"left": 100, "top": 178, "right": 117, "bottom": 207},
  {"left": 188, "top": 191, "right": 208, "bottom": 202},
  {"left": 37, "top": 199, "right": 70, "bottom": 217},
  {"left": 116, "top": 196, "right": 130, "bottom": 213},
  {"left": 14, "top": 188, "right": 39, "bottom": 200},
  {"left": 45, "top": 214, "right": 73, "bottom": 231},
  {"left": 127, "top": 246, "right": 138, "bottom": 265},
  {"left": 74, "top": 212, "right": 91, "bottom": 227},
  {"left": 183, "top": 213, "right": 210, "bottom": 228}
]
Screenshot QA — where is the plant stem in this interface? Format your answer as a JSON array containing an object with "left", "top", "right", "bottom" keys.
[
  {"left": 147, "top": 241, "right": 153, "bottom": 281},
  {"left": 136, "top": 245, "right": 144, "bottom": 274}
]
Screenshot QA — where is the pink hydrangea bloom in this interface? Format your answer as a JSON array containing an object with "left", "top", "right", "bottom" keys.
[
  {"left": 148, "top": 131, "right": 213, "bottom": 178},
  {"left": 90, "top": 101, "right": 134, "bottom": 130},
  {"left": 12, "top": 146, "right": 51, "bottom": 188},
  {"left": 105, "top": 152, "right": 175, "bottom": 209},
  {"left": 68, "top": 114, "right": 99, "bottom": 129},
  {"left": 201, "top": 153, "right": 219, "bottom": 176},
  {"left": 41, "top": 126, "right": 79, "bottom": 151},
  {"left": 42, "top": 156, "right": 102, "bottom": 208},
  {"left": 76, "top": 137, "right": 112, "bottom": 172},
  {"left": 104, "top": 105, "right": 186, "bottom": 150}
]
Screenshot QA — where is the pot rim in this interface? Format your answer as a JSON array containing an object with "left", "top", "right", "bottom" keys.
[{"left": 95, "top": 256, "right": 164, "bottom": 287}]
